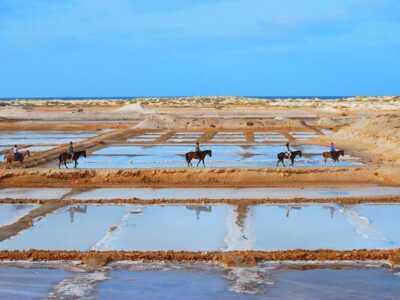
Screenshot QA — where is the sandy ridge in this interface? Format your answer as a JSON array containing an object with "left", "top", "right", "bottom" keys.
[{"left": 0, "top": 167, "right": 380, "bottom": 187}]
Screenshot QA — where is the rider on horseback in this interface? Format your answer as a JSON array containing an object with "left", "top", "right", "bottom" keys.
[
  {"left": 286, "top": 142, "right": 291, "bottom": 157},
  {"left": 195, "top": 141, "right": 201, "bottom": 155},
  {"left": 67, "top": 141, "right": 74, "bottom": 163},
  {"left": 13, "top": 145, "right": 20, "bottom": 161},
  {"left": 330, "top": 142, "right": 336, "bottom": 153}
]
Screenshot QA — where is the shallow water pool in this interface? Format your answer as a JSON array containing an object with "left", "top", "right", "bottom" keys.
[
  {"left": 0, "top": 204, "right": 38, "bottom": 226},
  {"left": 0, "top": 205, "right": 131, "bottom": 250},
  {"left": 69, "top": 186, "right": 400, "bottom": 200},
  {"left": 56, "top": 144, "right": 361, "bottom": 168},
  {"left": 2, "top": 186, "right": 399, "bottom": 201},
  {"left": 1, "top": 263, "right": 399, "bottom": 299},
  {"left": 0, "top": 188, "right": 72, "bottom": 200},
  {"left": 97, "top": 264, "right": 400, "bottom": 300},
  {"left": 1, "top": 204, "right": 400, "bottom": 251},
  {"left": 0, "top": 131, "right": 96, "bottom": 146},
  {"left": 0, "top": 266, "right": 70, "bottom": 299}
]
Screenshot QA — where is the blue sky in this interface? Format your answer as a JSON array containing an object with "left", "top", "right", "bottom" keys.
[{"left": 0, "top": 0, "right": 399, "bottom": 97}]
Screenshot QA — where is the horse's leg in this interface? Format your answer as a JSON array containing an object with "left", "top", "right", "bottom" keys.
[
  {"left": 196, "top": 159, "right": 201, "bottom": 167},
  {"left": 276, "top": 159, "right": 281, "bottom": 167},
  {"left": 74, "top": 159, "right": 78, "bottom": 168},
  {"left": 291, "top": 158, "right": 294, "bottom": 167},
  {"left": 64, "top": 160, "right": 68, "bottom": 169},
  {"left": 202, "top": 159, "right": 205, "bottom": 168}
]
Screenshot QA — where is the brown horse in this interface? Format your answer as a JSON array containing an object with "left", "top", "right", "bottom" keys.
[
  {"left": 4, "top": 150, "right": 31, "bottom": 167},
  {"left": 185, "top": 150, "right": 212, "bottom": 167},
  {"left": 59, "top": 150, "right": 87, "bottom": 169},
  {"left": 276, "top": 150, "right": 302, "bottom": 167},
  {"left": 322, "top": 150, "right": 344, "bottom": 163}
]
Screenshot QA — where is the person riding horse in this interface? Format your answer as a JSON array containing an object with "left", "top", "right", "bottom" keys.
[
  {"left": 13, "top": 145, "right": 20, "bottom": 161},
  {"left": 67, "top": 141, "right": 74, "bottom": 162},
  {"left": 286, "top": 142, "right": 291, "bottom": 156},
  {"left": 330, "top": 142, "right": 336, "bottom": 154},
  {"left": 185, "top": 142, "right": 212, "bottom": 167},
  {"left": 195, "top": 141, "right": 201, "bottom": 154},
  {"left": 322, "top": 142, "right": 344, "bottom": 162},
  {"left": 276, "top": 142, "right": 302, "bottom": 167}
]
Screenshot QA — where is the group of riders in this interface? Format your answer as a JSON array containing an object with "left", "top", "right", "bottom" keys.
[
  {"left": 8, "top": 140, "right": 343, "bottom": 168},
  {"left": 188, "top": 141, "right": 342, "bottom": 167},
  {"left": 11, "top": 141, "right": 74, "bottom": 162}
]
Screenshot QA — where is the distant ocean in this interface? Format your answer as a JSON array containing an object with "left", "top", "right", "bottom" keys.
[{"left": 0, "top": 96, "right": 352, "bottom": 101}]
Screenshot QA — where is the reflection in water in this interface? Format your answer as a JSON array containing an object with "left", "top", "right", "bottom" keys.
[
  {"left": 323, "top": 205, "right": 336, "bottom": 219},
  {"left": 15, "top": 205, "right": 28, "bottom": 211},
  {"left": 339, "top": 205, "right": 389, "bottom": 243},
  {"left": 185, "top": 205, "right": 212, "bottom": 220},
  {"left": 278, "top": 205, "right": 302, "bottom": 218},
  {"left": 225, "top": 205, "right": 254, "bottom": 250},
  {"left": 68, "top": 206, "right": 87, "bottom": 223}
]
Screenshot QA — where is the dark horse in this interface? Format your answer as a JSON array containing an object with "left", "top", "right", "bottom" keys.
[
  {"left": 59, "top": 150, "right": 87, "bottom": 169},
  {"left": 185, "top": 150, "right": 212, "bottom": 167},
  {"left": 322, "top": 150, "right": 344, "bottom": 163},
  {"left": 276, "top": 150, "right": 302, "bottom": 167}
]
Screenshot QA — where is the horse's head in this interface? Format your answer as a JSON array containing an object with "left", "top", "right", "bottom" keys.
[
  {"left": 82, "top": 150, "right": 87, "bottom": 158},
  {"left": 339, "top": 150, "right": 344, "bottom": 156},
  {"left": 207, "top": 150, "right": 212, "bottom": 157},
  {"left": 297, "top": 150, "right": 302, "bottom": 158},
  {"left": 25, "top": 150, "right": 31, "bottom": 157}
]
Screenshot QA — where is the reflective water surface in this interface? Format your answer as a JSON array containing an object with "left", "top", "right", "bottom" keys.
[
  {"left": 0, "top": 204, "right": 38, "bottom": 226},
  {"left": 54, "top": 144, "right": 361, "bottom": 168},
  {"left": 1, "top": 263, "right": 399, "bottom": 300},
  {"left": 1, "top": 204, "right": 400, "bottom": 251}
]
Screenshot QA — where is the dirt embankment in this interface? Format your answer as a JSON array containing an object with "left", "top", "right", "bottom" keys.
[
  {"left": 0, "top": 249, "right": 399, "bottom": 267},
  {"left": 0, "top": 167, "right": 381, "bottom": 188},
  {"left": 2, "top": 196, "right": 400, "bottom": 206}
]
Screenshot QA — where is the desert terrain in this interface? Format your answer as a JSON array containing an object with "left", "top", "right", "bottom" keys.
[{"left": 0, "top": 96, "right": 400, "bottom": 297}]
